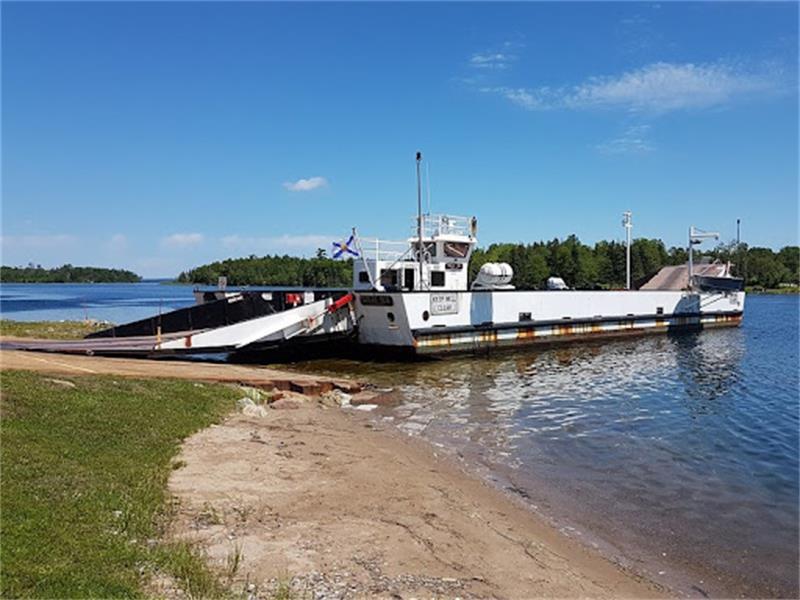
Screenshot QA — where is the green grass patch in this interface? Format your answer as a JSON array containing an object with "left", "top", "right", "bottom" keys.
[
  {"left": 0, "top": 370, "right": 240, "bottom": 598},
  {"left": 0, "top": 319, "right": 110, "bottom": 340},
  {"left": 745, "top": 285, "right": 800, "bottom": 294}
]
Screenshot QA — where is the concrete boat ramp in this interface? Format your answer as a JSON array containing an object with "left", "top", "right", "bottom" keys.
[
  {"left": 0, "top": 347, "right": 361, "bottom": 396},
  {"left": 1, "top": 331, "right": 198, "bottom": 357}
]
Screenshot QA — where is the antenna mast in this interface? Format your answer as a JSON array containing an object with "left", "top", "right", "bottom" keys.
[{"left": 416, "top": 151, "right": 424, "bottom": 290}]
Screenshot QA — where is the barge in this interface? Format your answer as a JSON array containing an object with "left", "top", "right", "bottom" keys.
[
  {"left": 348, "top": 214, "right": 744, "bottom": 356},
  {"left": 8, "top": 156, "right": 745, "bottom": 360}
]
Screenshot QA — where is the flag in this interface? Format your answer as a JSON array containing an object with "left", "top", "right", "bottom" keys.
[{"left": 332, "top": 234, "right": 359, "bottom": 259}]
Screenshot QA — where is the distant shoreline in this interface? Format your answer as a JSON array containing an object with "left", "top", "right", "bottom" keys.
[
  {"left": 4, "top": 279, "right": 799, "bottom": 295},
  {"left": 1, "top": 265, "right": 141, "bottom": 284},
  {"left": 746, "top": 286, "right": 800, "bottom": 295}
]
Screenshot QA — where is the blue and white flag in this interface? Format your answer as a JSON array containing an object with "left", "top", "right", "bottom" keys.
[{"left": 332, "top": 234, "right": 359, "bottom": 259}]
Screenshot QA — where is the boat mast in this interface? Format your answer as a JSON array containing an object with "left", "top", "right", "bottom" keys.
[{"left": 416, "top": 151, "right": 424, "bottom": 290}]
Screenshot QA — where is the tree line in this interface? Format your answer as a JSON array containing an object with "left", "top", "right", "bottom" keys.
[
  {"left": 176, "top": 240, "right": 799, "bottom": 290},
  {"left": 176, "top": 252, "right": 353, "bottom": 288},
  {"left": 470, "top": 238, "right": 799, "bottom": 290},
  {"left": 0, "top": 264, "right": 141, "bottom": 283}
]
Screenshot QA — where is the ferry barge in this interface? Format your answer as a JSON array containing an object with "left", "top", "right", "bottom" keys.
[
  {"left": 31, "top": 211, "right": 745, "bottom": 360},
  {"left": 10, "top": 158, "right": 745, "bottom": 360},
  {"left": 348, "top": 214, "right": 744, "bottom": 356}
]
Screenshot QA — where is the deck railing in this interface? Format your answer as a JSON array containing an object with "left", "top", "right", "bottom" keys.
[
  {"left": 410, "top": 214, "right": 473, "bottom": 239},
  {"left": 356, "top": 238, "right": 411, "bottom": 263}
]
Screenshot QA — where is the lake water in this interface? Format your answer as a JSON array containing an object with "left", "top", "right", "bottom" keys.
[
  {"left": 1, "top": 284, "right": 797, "bottom": 597},
  {"left": 291, "top": 294, "right": 800, "bottom": 598},
  {"left": 0, "top": 282, "right": 196, "bottom": 324}
]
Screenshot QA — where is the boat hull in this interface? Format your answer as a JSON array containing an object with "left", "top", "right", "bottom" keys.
[{"left": 354, "top": 289, "right": 745, "bottom": 355}]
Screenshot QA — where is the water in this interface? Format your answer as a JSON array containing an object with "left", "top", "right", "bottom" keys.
[
  {"left": 1, "top": 284, "right": 797, "bottom": 597},
  {"left": 0, "top": 282, "right": 197, "bottom": 323},
  {"left": 289, "top": 294, "right": 799, "bottom": 598}
]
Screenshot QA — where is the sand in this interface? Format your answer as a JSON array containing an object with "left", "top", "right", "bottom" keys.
[
  {"left": 2, "top": 347, "right": 665, "bottom": 598},
  {"left": 167, "top": 404, "right": 664, "bottom": 599}
]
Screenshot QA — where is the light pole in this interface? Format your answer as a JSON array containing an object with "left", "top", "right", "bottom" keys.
[{"left": 622, "top": 211, "right": 632, "bottom": 290}]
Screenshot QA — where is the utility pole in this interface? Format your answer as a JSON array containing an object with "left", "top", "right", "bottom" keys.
[
  {"left": 416, "top": 151, "right": 424, "bottom": 290},
  {"left": 622, "top": 211, "right": 632, "bottom": 290},
  {"left": 736, "top": 218, "right": 741, "bottom": 246}
]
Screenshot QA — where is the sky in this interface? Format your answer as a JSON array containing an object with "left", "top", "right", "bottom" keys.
[{"left": 2, "top": 1, "right": 798, "bottom": 278}]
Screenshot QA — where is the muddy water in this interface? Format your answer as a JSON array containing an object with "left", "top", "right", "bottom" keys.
[{"left": 289, "top": 295, "right": 799, "bottom": 598}]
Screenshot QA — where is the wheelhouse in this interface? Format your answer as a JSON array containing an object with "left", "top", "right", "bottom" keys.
[{"left": 353, "top": 214, "right": 476, "bottom": 292}]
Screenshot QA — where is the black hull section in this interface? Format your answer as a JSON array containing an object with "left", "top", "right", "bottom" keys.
[{"left": 87, "top": 289, "right": 348, "bottom": 339}]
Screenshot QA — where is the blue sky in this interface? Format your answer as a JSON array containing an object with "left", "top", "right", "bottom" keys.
[{"left": 2, "top": 2, "right": 797, "bottom": 277}]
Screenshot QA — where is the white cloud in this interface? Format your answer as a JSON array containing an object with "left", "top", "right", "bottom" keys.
[
  {"left": 0, "top": 234, "right": 77, "bottom": 249},
  {"left": 481, "top": 87, "right": 543, "bottom": 110},
  {"left": 221, "top": 234, "right": 333, "bottom": 254},
  {"left": 483, "top": 61, "right": 783, "bottom": 114},
  {"left": 283, "top": 176, "right": 329, "bottom": 192},
  {"left": 470, "top": 52, "right": 515, "bottom": 70},
  {"left": 161, "top": 232, "right": 204, "bottom": 248},
  {"left": 595, "top": 125, "right": 655, "bottom": 155}
]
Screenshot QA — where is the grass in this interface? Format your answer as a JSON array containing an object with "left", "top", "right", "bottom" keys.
[
  {"left": 0, "top": 319, "right": 110, "bottom": 339},
  {"left": 745, "top": 285, "right": 800, "bottom": 294},
  {"left": 0, "top": 370, "right": 241, "bottom": 598}
]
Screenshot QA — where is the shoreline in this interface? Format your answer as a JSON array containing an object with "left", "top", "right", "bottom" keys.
[
  {"left": 1, "top": 345, "right": 664, "bottom": 598},
  {"left": 167, "top": 402, "right": 665, "bottom": 598}
]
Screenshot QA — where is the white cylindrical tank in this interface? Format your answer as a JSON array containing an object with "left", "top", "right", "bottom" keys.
[
  {"left": 472, "top": 262, "right": 515, "bottom": 289},
  {"left": 547, "top": 276, "right": 568, "bottom": 290}
]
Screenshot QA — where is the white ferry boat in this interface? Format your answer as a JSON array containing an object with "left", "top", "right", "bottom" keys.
[
  {"left": 13, "top": 156, "right": 745, "bottom": 360},
  {"left": 348, "top": 213, "right": 744, "bottom": 356}
]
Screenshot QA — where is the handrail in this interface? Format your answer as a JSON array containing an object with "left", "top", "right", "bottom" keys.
[{"left": 410, "top": 214, "right": 472, "bottom": 238}]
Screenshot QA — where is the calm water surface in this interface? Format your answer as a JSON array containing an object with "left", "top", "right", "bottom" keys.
[
  {"left": 2, "top": 284, "right": 797, "bottom": 597},
  {"left": 0, "top": 282, "right": 195, "bottom": 323},
  {"left": 290, "top": 294, "right": 799, "bottom": 598}
]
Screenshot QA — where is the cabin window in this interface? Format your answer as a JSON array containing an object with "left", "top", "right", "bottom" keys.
[
  {"left": 519, "top": 312, "right": 532, "bottom": 322},
  {"left": 656, "top": 306, "right": 664, "bottom": 315},
  {"left": 358, "top": 271, "right": 370, "bottom": 283},
  {"left": 444, "top": 241, "right": 470, "bottom": 258},
  {"left": 431, "top": 271, "right": 445, "bottom": 287},
  {"left": 380, "top": 269, "right": 398, "bottom": 287},
  {"left": 403, "top": 268, "right": 415, "bottom": 290}
]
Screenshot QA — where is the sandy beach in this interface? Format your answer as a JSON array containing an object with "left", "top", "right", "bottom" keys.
[
  {"left": 2, "top": 347, "right": 664, "bottom": 598},
  {"left": 165, "top": 403, "right": 664, "bottom": 598}
]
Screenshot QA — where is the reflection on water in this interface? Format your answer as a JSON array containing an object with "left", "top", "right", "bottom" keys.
[{"left": 292, "top": 296, "right": 799, "bottom": 598}]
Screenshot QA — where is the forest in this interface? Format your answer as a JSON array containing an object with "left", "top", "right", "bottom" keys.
[
  {"left": 176, "top": 252, "right": 353, "bottom": 288},
  {"left": 176, "top": 240, "right": 799, "bottom": 290},
  {"left": 1, "top": 264, "right": 142, "bottom": 283}
]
